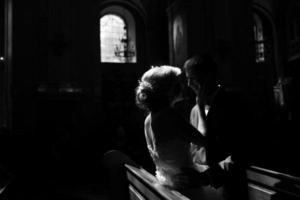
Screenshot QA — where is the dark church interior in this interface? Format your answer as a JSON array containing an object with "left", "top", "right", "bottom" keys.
[{"left": 1, "top": 0, "right": 300, "bottom": 199}]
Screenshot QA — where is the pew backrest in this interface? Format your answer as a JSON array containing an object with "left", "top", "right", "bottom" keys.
[
  {"left": 247, "top": 165, "right": 300, "bottom": 200},
  {"left": 125, "top": 164, "right": 189, "bottom": 200},
  {"left": 125, "top": 164, "right": 300, "bottom": 200}
]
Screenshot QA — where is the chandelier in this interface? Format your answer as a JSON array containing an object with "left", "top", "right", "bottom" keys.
[{"left": 114, "top": 32, "right": 135, "bottom": 62}]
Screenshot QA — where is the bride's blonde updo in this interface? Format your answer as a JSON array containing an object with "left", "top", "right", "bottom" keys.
[{"left": 135, "top": 65, "right": 182, "bottom": 112}]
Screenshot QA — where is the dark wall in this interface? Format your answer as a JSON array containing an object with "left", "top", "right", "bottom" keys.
[
  {"left": 168, "top": 0, "right": 254, "bottom": 88},
  {"left": 9, "top": 0, "right": 169, "bottom": 182}
]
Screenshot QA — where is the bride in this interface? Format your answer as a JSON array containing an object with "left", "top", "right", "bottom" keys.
[{"left": 135, "top": 65, "right": 223, "bottom": 199}]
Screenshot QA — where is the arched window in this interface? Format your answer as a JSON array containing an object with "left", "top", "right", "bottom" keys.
[
  {"left": 99, "top": 6, "right": 137, "bottom": 63},
  {"left": 254, "top": 13, "right": 265, "bottom": 63}
]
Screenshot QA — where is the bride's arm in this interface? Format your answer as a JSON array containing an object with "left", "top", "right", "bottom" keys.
[
  {"left": 144, "top": 115, "right": 155, "bottom": 157},
  {"left": 170, "top": 108, "right": 208, "bottom": 147}
]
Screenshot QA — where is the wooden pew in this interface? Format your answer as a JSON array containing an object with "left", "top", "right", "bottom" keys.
[
  {"left": 247, "top": 166, "right": 300, "bottom": 200},
  {"left": 125, "top": 164, "right": 189, "bottom": 200},
  {"left": 125, "top": 164, "right": 300, "bottom": 200}
]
